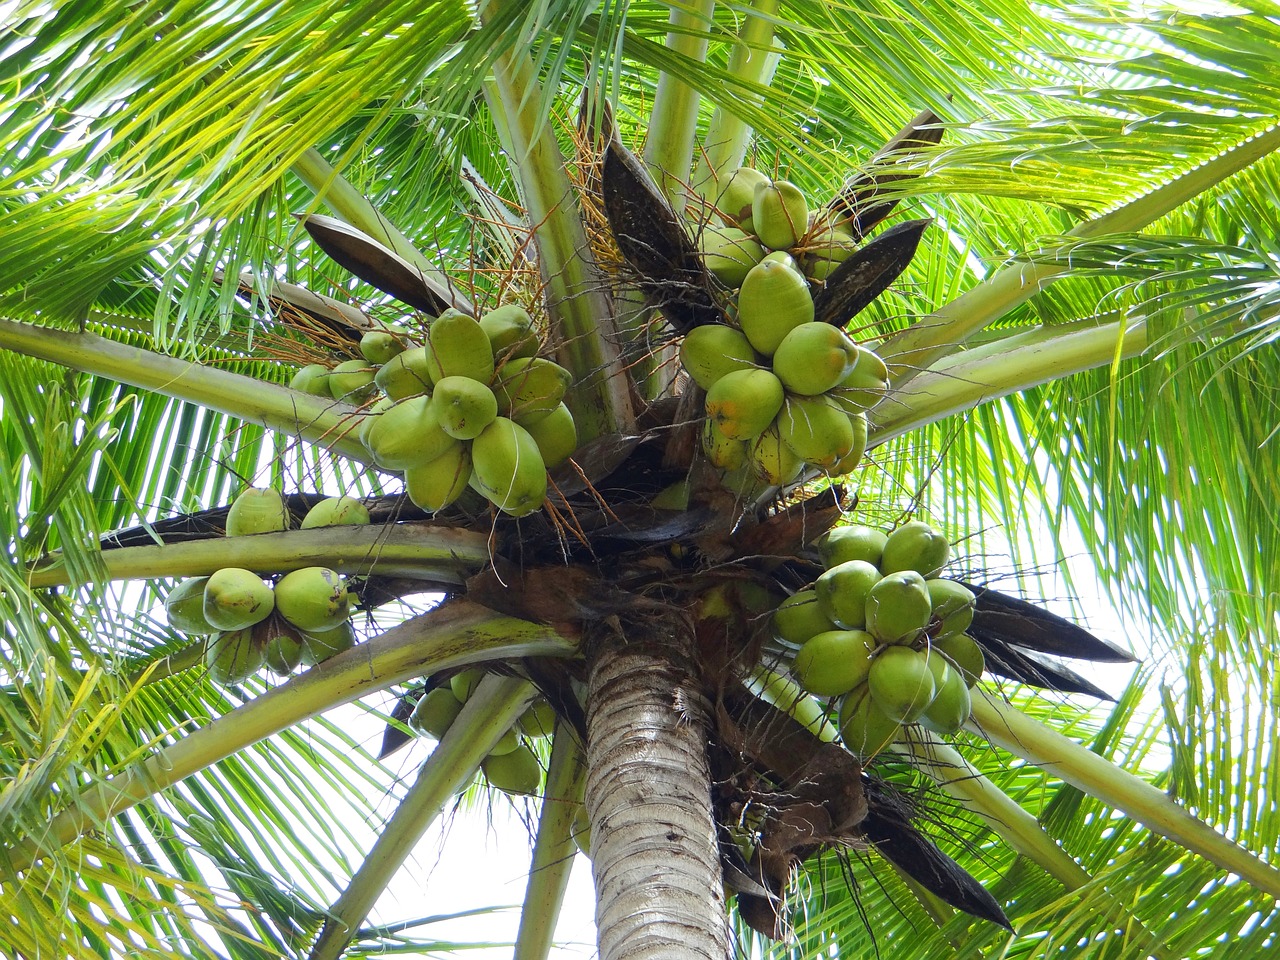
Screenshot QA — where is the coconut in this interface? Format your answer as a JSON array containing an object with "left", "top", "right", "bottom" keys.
[
  {"left": 936, "top": 633, "right": 985, "bottom": 687},
  {"left": 749, "top": 424, "right": 804, "bottom": 487},
  {"left": 225, "top": 487, "right": 289, "bottom": 537},
  {"left": 792, "top": 628, "right": 877, "bottom": 698},
  {"left": 274, "top": 567, "right": 350, "bottom": 632},
  {"left": 736, "top": 258, "right": 814, "bottom": 356},
  {"left": 838, "top": 684, "right": 903, "bottom": 759},
  {"left": 752, "top": 179, "right": 809, "bottom": 251},
  {"left": 772, "top": 323, "right": 859, "bottom": 396},
  {"left": 699, "top": 225, "right": 766, "bottom": 288},
  {"left": 470, "top": 417, "right": 548, "bottom": 517},
  {"left": 919, "top": 651, "right": 972, "bottom": 735},
  {"left": 203, "top": 567, "right": 275, "bottom": 631},
  {"left": 517, "top": 699, "right": 559, "bottom": 739},
  {"left": 927, "top": 579, "right": 976, "bottom": 637},
  {"left": 864, "top": 570, "right": 933, "bottom": 645},
  {"left": 299, "top": 620, "right": 357, "bottom": 665},
  {"left": 423, "top": 312, "right": 494, "bottom": 384},
  {"left": 771, "top": 590, "right": 836, "bottom": 648},
  {"left": 165, "top": 576, "right": 215, "bottom": 635},
  {"left": 450, "top": 668, "right": 485, "bottom": 702},
  {"left": 867, "top": 647, "right": 936, "bottom": 723},
  {"left": 522, "top": 403, "right": 578, "bottom": 470},
  {"left": 409, "top": 686, "right": 465, "bottom": 740},
  {"left": 327, "top": 358, "right": 377, "bottom": 402},
  {"left": 360, "top": 329, "right": 405, "bottom": 365},
  {"left": 814, "top": 559, "right": 882, "bottom": 631},
  {"left": 374, "top": 346, "right": 434, "bottom": 399},
  {"left": 300, "top": 496, "right": 370, "bottom": 529},
  {"left": 482, "top": 744, "right": 542, "bottom": 796},
  {"left": 290, "top": 363, "right": 331, "bottom": 396},
  {"left": 817, "top": 525, "right": 888, "bottom": 569},
  {"left": 403, "top": 442, "right": 471, "bottom": 513},
  {"left": 433, "top": 375, "right": 499, "bottom": 441},
  {"left": 492, "top": 357, "right": 572, "bottom": 426},
  {"left": 261, "top": 616, "right": 307, "bottom": 676},
  {"left": 776, "top": 395, "right": 858, "bottom": 470},
  {"left": 479, "top": 304, "right": 540, "bottom": 362},
  {"left": 679, "top": 324, "right": 759, "bottom": 391},
  {"left": 880, "top": 520, "right": 951, "bottom": 579},
  {"left": 700, "top": 418, "right": 749, "bottom": 471},
  {"left": 705, "top": 368, "right": 785, "bottom": 441},
  {"left": 205, "top": 628, "right": 267, "bottom": 686},
  {"left": 363, "top": 395, "right": 455, "bottom": 471}
]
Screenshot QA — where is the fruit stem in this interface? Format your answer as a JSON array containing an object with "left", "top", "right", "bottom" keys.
[
  {"left": 869, "top": 316, "right": 1148, "bottom": 444},
  {"left": 644, "top": 0, "right": 716, "bottom": 213},
  {"left": 691, "top": 0, "right": 783, "bottom": 201},
  {"left": 879, "top": 123, "right": 1280, "bottom": 384},
  {"left": 27, "top": 524, "right": 493, "bottom": 589},
  {"left": 514, "top": 723, "right": 587, "bottom": 960},
  {"left": 308, "top": 674, "right": 537, "bottom": 960},
  {"left": 0, "top": 601, "right": 575, "bottom": 877},
  {"left": 479, "top": 0, "right": 634, "bottom": 440},
  {"left": 969, "top": 692, "right": 1280, "bottom": 899},
  {"left": 0, "top": 317, "right": 370, "bottom": 463}
]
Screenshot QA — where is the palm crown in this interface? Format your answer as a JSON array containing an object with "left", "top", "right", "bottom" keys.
[{"left": 1, "top": 1, "right": 1278, "bottom": 958}]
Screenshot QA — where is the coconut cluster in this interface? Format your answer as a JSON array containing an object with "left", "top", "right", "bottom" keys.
[
  {"left": 771, "top": 520, "right": 987, "bottom": 760},
  {"left": 408, "top": 669, "right": 557, "bottom": 797},
  {"left": 684, "top": 169, "right": 889, "bottom": 485},
  {"left": 292, "top": 305, "right": 578, "bottom": 518},
  {"left": 164, "top": 489, "right": 364, "bottom": 686}
]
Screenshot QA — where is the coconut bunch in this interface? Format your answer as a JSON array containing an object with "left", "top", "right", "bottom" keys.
[
  {"left": 408, "top": 670, "right": 557, "bottom": 797},
  {"left": 769, "top": 520, "right": 986, "bottom": 760},
  {"left": 163, "top": 489, "right": 365, "bottom": 685},
  {"left": 323, "top": 305, "right": 578, "bottom": 518},
  {"left": 681, "top": 170, "right": 890, "bottom": 485}
]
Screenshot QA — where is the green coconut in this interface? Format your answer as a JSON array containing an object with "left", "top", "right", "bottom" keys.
[
  {"left": 838, "top": 684, "right": 903, "bottom": 760},
  {"left": 771, "top": 589, "right": 837, "bottom": 648},
  {"left": 225, "top": 487, "right": 289, "bottom": 537},
  {"left": 482, "top": 744, "right": 542, "bottom": 796},
  {"left": 864, "top": 570, "right": 934, "bottom": 645},
  {"left": 814, "top": 559, "right": 882, "bottom": 631},
  {"left": 880, "top": 520, "right": 951, "bottom": 579},
  {"left": 792, "top": 629, "right": 877, "bottom": 698},
  {"left": 409, "top": 686, "right": 466, "bottom": 740},
  {"left": 165, "top": 576, "right": 215, "bottom": 635},
  {"left": 203, "top": 567, "right": 275, "bottom": 631},
  {"left": 299, "top": 620, "right": 357, "bottom": 665},
  {"left": 867, "top": 647, "right": 936, "bottom": 723},
  {"left": 205, "top": 629, "right": 267, "bottom": 686},
  {"left": 817, "top": 525, "right": 888, "bottom": 569},
  {"left": 300, "top": 496, "right": 370, "bottom": 529},
  {"left": 274, "top": 567, "right": 350, "bottom": 632},
  {"left": 936, "top": 633, "right": 985, "bottom": 687}
]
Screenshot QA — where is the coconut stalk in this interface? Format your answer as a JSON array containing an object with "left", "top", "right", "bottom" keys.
[
  {"left": 0, "top": 601, "right": 573, "bottom": 876},
  {"left": 584, "top": 613, "right": 730, "bottom": 960},
  {"left": 308, "top": 675, "right": 537, "bottom": 960},
  {"left": 644, "top": 0, "right": 716, "bottom": 212},
  {"left": 514, "top": 724, "right": 587, "bottom": 960},
  {"left": 968, "top": 693, "right": 1280, "bottom": 899},
  {"left": 879, "top": 124, "right": 1280, "bottom": 385},
  {"left": 869, "top": 317, "right": 1149, "bottom": 445},
  {"left": 27, "top": 524, "right": 491, "bottom": 589},
  {"left": 691, "top": 0, "right": 783, "bottom": 199},
  {"left": 479, "top": 0, "right": 633, "bottom": 439},
  {"left": 0, "top": 318, "right": 370, "bottom": 463}
]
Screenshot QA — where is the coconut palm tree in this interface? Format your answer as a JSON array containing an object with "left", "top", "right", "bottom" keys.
[{"left": 1, "top": 1, "right": 1278, "bottom": 958}]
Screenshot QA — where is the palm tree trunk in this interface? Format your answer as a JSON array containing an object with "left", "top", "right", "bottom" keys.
[{"left": 584, "top": 613, "right": 731, "bottom": 960}]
